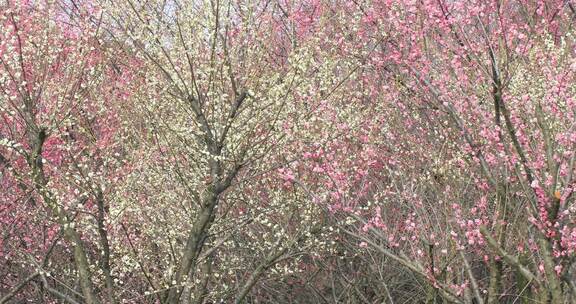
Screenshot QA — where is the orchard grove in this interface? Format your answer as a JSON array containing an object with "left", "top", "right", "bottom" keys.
[{"left": 1, "top": 0, "right": 576, "bottom": 303}]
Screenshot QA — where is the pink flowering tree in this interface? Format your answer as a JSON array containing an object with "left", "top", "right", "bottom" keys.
[
  {"left": 286, "top": 0, "right": 576, "bottom": 303},
  {"left": 0, "top": 1, "right": 137, "bottom": 303}
]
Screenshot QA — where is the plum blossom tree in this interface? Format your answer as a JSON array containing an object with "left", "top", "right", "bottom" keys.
[
  {"left": 99, "top": 0, "right": 340, "bottom": 302},
  {"left": 0, "top": 1, "right": 138, "bottom": 303},
  {"left": 291, "top": 0, "right": 576, "bottom": 303}
]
